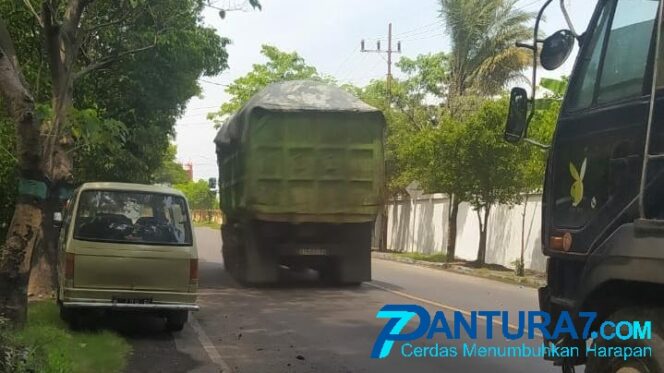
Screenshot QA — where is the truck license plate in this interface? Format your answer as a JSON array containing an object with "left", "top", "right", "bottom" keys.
[{"left": 298, "top": 248, "right": 327, "bottom": 256}]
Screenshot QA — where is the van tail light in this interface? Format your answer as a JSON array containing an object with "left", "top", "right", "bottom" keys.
[
  {"left": 64, "top": 253, "right": 75, "bottom": 281},
  {"left": 189, "top": 259, "right": 198, "bottom": 281}
]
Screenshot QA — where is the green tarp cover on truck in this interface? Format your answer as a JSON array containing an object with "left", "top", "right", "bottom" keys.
[{"left": 214, "top": 80, "right": 385, "bottom": 223}]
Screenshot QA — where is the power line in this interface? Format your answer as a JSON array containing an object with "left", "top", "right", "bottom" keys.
[
  {"left": 177, "top": 121, "right": 216, "bottom": 126},
  {"left": 367, "top": 20, "right": 442, "bottom": 41},
  {"left": 186, "top": 105, "right": 219, "bottom": 112},
  {"left": 394, "top": 21, "right": 444, "bottom": 38},
  {"left": 332, "top": 47, "right": 359, "bottom": 77},
  {"left": 399, "top": 28, "right": 445, "bottom": 41},
  {"left": 405, "top": 33, "right": 446, "bottom": 43},
  {"left": 200, "top": 79, "right": 230, "bottom": 87},
  {"left": 337, "top": 51, "right": 369, "bottom": 82}
]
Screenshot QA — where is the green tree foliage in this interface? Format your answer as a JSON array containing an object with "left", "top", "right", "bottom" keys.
[
  {"left": 175, "top": 180, "right": 217, "bottom": 210},
  {"left": 438, "top": 0, "right": 533, "bottom": 98},
  {"left": 153, "top": 145, "right": 190, "bottom": 185},
  {"left": 72, "top": 0, "right": 230, "bottom": 183},
  {"left": 540, "top": 76, "right": 569, "bottom": 99},
  {"left": 209, "top": 45, "right": 324, "bottom": 125},
  {"left": 0, "top": 0, "right": 239, "bottom": 307},
  {"left": 0, "top": 0, "right": 231, "bottom": 185},
  {"left": 0, "top": 117, "right": 16, "bottom": 243},
  {"left": 351, "top": 53, "right": 449, "bottom": 193}
]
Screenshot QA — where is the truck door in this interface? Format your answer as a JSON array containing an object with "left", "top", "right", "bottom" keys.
[{"left": 546, "top": 0, "right": 659, "bottom": 254}]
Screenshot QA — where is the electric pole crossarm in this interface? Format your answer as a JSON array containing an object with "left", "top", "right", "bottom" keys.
[{"left": 360, "top": 22, "right": 402, "bottom": 90}]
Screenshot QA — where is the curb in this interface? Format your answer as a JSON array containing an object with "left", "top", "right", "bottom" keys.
[{"left": 371, "top": 251, "right": 546, "bottom": 289}]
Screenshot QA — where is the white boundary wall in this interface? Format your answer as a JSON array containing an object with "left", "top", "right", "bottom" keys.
[{"left": 379, "top": 193, "right": 546, "bottom": 272}]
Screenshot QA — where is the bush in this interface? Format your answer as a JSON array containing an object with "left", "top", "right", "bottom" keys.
[
  {"left": 0, "top": 302, "right": 130, "bottom": 373},
  {"left": 0, "top": 317, "right": 45, "bottom": 373}
]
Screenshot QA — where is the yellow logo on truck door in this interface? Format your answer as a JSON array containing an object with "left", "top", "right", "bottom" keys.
[{"left": 569, "top": 158, "right": 587, "bottom": 207}]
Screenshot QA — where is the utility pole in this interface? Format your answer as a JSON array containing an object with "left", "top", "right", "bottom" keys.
[
  {"left": 360, "top": 23, "right": 401, "bottom": 252},
  {"left": 361, "top": 22, "right": 401, "bottom": 100}
]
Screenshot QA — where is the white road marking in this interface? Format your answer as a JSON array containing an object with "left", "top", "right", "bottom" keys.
[
  {"left": 365, "top": 281, "right": 544, "bottom": 338},
  {"left": 189, "top": 315, "right": 233, "bottom": 373}
]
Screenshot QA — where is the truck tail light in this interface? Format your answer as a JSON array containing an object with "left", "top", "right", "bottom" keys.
[
  {"left": 64, "top": 253, "right": 75, "bottom": 281},
  {"left": 189, "top": 258, "right": 198, "bottom": 281}
]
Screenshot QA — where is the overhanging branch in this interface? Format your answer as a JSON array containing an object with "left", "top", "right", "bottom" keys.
[
  {"left": 73, "top": 36, "right": 157, "bottom": 80},
  {"left": 22, "top": 0, "right": 44, "bottom": 28}
]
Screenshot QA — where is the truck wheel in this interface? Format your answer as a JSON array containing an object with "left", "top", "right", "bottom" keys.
[
  {"left": 165, "top": 311, "right": 189, "bottom": 332},
  {"left": 585, "top": 308, "right": 664, "bottom": 373},
  {"left": 241, "top": 221, "right": 278, "bottom": 284},
  {"left": 221, "top": 225, "right": 238, "bottom": 273},
  {"left": 319, "top": 259, "right": 340, "bottom": 285}
]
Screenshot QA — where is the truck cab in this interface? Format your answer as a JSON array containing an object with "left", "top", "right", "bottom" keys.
[{"left": 505, "top": 0, "right": 664, "bottom": 371}]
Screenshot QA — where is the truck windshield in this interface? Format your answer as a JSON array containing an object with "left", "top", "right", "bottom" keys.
[
  {"left": 74, "top": 190, "right": 192, "bottom": 246},
  {"left": 566, "top": 0, "right": 658, "bottom": 110}
]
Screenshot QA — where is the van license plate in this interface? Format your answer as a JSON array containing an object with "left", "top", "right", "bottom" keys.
[
  {"left": 298, "top": 248, "right": 327, "bottom": 256},
  {"left": 113, "top": 297, "right": 153, "bottom": 304}
]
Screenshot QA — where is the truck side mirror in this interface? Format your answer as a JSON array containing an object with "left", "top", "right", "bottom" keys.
[
  {"left": 208, "top": 177, "right": 217, "bottom": 190},
  {"left": 540, "top": 29, "right": 575, "bottom": 71},
  {"left": 505, "top": 87, "right": 529, "bottom": 143}
]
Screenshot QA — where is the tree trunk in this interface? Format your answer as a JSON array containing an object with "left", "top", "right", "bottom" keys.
[
  {"left": 518, "top": 195, "right": 527, "bottom": 277},
  {"left": 28, "top": 190, "right": 60, "bottom": 297},
  {"left": 379, "top": 204, "right": 388, "bottom": 252},
  {"left": 27, "top": 6, "right": 79, "bottom": 296},
  {"left": 475, "top": 206, "right": 491, "bottom": 266},
  {"left": 0, "top": 23, "right": 45, "bottom": 324},
  {"left": 446, "top": 195, "right": 460, "bottom": 262}
]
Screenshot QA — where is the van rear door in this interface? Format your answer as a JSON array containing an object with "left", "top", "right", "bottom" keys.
[{"left": 70, "top": 190, "right": 194, "bottom": 292}]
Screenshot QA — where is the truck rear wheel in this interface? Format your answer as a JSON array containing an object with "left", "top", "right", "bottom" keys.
[
  {"left": 319, "top": 259, "right": 341, "bottom": 285},
  {"left": 585, "top": 308, "right": 664, "bottom": 373},
  {"left": 241, "top": 221, "right": 278, "bottom": 285},
  {"left": 222, "top": 225, "right": 247, "bottom": 282}
]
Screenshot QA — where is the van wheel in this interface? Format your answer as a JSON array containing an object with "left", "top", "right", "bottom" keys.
[
  {"left": 59, "top": 304, "right": 75, "bottom": 324},
  {"left": 166, "top": 311, "right": 189, "bottom": 332},
  {"left": 60, "top": 306, "right": 96, "bottom": 330},
  {"left": 585, "top": 308, "right": 664, "bottom": 373}
]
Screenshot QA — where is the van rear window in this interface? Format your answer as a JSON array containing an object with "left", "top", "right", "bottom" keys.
[{"left": 74, "top": 190, "right": 192, "bottom": 246}]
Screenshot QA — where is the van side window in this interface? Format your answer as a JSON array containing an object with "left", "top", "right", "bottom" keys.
[{"left": 596, "top": 0, "right": 658, "bottom": 104}]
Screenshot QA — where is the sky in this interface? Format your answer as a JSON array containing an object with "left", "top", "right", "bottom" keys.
[{"left": 175, "top": 0, "right": 599, "bottom": 181}]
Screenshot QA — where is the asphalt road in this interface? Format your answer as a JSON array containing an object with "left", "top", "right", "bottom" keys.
[{"left": 124, "top": 227, "right": 560, "bottom": 373}]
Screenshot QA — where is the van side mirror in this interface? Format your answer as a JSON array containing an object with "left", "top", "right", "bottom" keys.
[
  {"left": 208, "top": 177, "right": 217, "bottom": 190},
  {"left": 505, "top": 87, "right": 529, "bottom": 143},
  {"left": 53, "top": 212, "right": 63, "bottom": 229},
  {"left": 540, "top": 30, "right": 575, "bottom": 71}
]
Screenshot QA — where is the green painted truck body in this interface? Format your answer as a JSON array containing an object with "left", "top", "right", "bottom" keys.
[
  {"left": 214, "top": 81, "right": 385, "bottom": 284},
  {"left": 215, "top": 81, "right": 385, "bottom": 224}
]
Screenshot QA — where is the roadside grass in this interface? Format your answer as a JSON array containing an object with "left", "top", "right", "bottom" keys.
[
  {"left": 8, "top": 301, "right": 131, "bottom": 373},
  {"left": 375, "top": 251, "right": 546, "bottom": 288},
  {"left": 393, "top": 252, "right": 449, "bottom": 263},
  {"left": 194, "top": 221, "right": 220, "bottom": 229}
]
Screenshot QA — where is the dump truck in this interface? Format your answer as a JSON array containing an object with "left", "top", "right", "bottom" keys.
[
  {"left": 214, "top": 80, "right": 385, "bottom": 285},
  {"left": 505, "top": 0, "right": 664, "bottom": 372}
]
